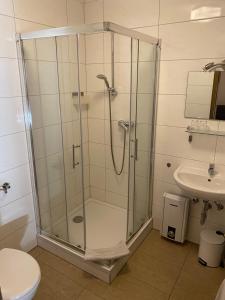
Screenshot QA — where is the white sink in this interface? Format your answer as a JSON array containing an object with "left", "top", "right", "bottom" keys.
[{"left": 174, "top": 165, "right": 225, "bottom": 201}]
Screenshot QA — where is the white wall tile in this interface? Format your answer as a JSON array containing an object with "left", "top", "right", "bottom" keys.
[
  {"left": 38, "top": 61, "right": 58, "bottom": 94},
  {"left": 0, "top": 0, "right": 14, "bottom": 16},
  {"left": 155, "top": 125, "right": 216, "bottom": 162},
  {"left": 104, "top": 0, "right": 159, "bottom": 28},
  {"left": 138, "top": 62, "right": 155, "bottom": 94},
  {"left": 46, "top": 152, "right": 64, "bottom": 183},
  {"left": 32, "top": 128, "right": 45, "bottom": 159},
  {"left": 44, "top": 125, "right": 63, "bottom": 156},
  {"left": 0, "top": 194, "right": 35, "bottom": 240},
  {"left": 86, "top": 33, "right": 104, "bottom": 64},
  {"left": 35, "top": 158, "right": 48, "bottom": 191},
  {"left": 85, "top": 0, "right": 103, "bottom": 24},
  {"left": 135, "top": 150, "right": 150, "bottom": 178},
  {"left": 86, "top": 64, "right": 104, "bottom": 92},
  {"left": 106, "top": 191, "right": 127, "bottom": 209},
  {"left": 89, "top": 142, "right": 105, "bottom": 167},
  {"left": 136, "top": 123, "right": 152, "bottom": 151},
  {"left": 160, "top": 0, "right": 225, "bottom": 24},
  {"left": 67, "top": 0, "right": 84, "bottom": 25},
  {"left": 160, "top": 17, "right": 225, "bottom": 60},
  {"left": 105, "top": 120, "right": 128, "bottom": 148},
  {"left": 15, "top": 19, "right": 49, "bottom": 33},
  {"left": 29, "top": 96, "right": 43, "bottom": 129},
  {"left": 137, "top": 93, "right": 154, "bottom": 124},
  {"left": 90, "top": 187, "right": 105, "bottom": 202},
  {"left": 153, "top": 179, "right": 183, "bottom": 207},
  {"left": 13, "top": 0, "right": 67, "bottom": 26},
  {"left": 106, "top": 170, "right": 128, "bottom": 196},
  {"left": 62, "top": 122, "right": 73, "bottom": 149},
  {"left": 152, "top": 202, "right": 163, "bottom": 230},
  {"left": 88, "top": 92, "right": 105, "bottom": 119},
  {"left": 104, "top": 93, "right": 130, "bottom": 121},
  {"left": 104, "top": 33, "right": 131, "bottom": 64},
  {"left": 36, "top": 38, "right": 56, "bottom": 61},
  {"left": 90, "top": 165, "right": 105, "bottom": 189},
  {"left": 25, "top": 60, "right": 40, "bottom": 96},
  {"left": 22, "top": 40, "right": 36, "bottom": 60},
  {"left": 158, "top": 58, "right": 216, "bottom": 95},
  {"left": 0, "top": 132, "right": 28, "bottom": 173},
  {"left": 0, "top": 58, "right": 21, "bottom": 97},
  {"left": 0, "top": 221, "right": 37, "bottom": 251},
  {"left": 105, "top": 145, "right": 129, "bottom": 173},
  {"left": 88, "top": 119, "right": 104, "bottom": 143},
  {"left": 60, "top": 93, "right": 74, "bottom": 122},
  {"left": 157, "top": 94, "right": 188, "bottom": 127},
  {"left": 0, "top": 98, "right": 25, "bottom": 136},
  {"left": 0, "top": 164, "right": 32, "bottom": 207},
  {"left": 154, "top": 154, "right": 209, "bottom": 185},
  {"left": 0, "top": 15, "right": 16, "bottom": 58},
  {"left": 104, "top": 63, "right": 130, "bottom": 93},
  {"left": 41, "top": 94, "right": 61, "bottom": 126}
]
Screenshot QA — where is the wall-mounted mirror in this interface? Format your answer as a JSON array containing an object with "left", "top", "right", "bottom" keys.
[{"left": 185, "top": 71, "right": 225, "bottom": 120}]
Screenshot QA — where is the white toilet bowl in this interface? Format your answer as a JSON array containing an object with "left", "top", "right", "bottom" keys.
[{"left": 0, "top": 248, "right": 41, "bottom": 300}]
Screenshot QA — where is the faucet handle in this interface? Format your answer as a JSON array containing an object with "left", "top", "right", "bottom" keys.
[{"left": 0, "top": 182, "right": 11, "bottom": 194}]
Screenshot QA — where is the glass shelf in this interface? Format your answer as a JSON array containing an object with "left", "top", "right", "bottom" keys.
[{"left": 186, "top": 126, "right": 225, "bottom": 137}]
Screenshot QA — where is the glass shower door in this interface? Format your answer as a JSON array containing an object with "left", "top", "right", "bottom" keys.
[
  {"left": 22, "top": 37, "right": 69, "bottom": 241},
  {"left": 21, "top": 35, "right": 86, "bottom": 249},
  {"left": 56, "top": 34, "right": 86, "bottom": 250},
  {"left": 133, "top": 40, "right": 156, "bottom": 231},
  {"left": 128, "top": 39, "right": 157, "bottom": 236}
]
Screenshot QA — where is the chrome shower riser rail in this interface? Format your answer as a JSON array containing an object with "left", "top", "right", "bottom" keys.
[{"left": 17, "top": 22, "right": 159, "bottom": 45}]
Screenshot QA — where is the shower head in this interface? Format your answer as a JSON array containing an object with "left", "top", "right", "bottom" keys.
[
  {"left": 96, "top": 74, "right": 110, "bottom": 89},
  {"left": 203, "top": 60, "right": 225, "bottom": 72}
]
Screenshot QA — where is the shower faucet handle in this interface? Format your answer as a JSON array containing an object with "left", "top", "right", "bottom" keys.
[{"left": 0, "top": 182, "right": 11, "bottom": 194}]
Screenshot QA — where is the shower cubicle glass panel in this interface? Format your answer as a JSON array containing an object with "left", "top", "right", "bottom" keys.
[
  {"left": 22, "top": 35, "right": 86, "bottom": 249},
  {"left": 19, "top": 23, "right": 158, "bottom": 255},
  {"left": 128, "top": 39, "right": 157, "bottom": 237},
  {"left": 132, "top": 40, "right": 157, "bottom": 233}
]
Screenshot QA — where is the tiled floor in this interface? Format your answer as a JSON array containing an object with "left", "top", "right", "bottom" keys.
[{"left": 30, "top": 230, "right": 225, "bottom": 300}]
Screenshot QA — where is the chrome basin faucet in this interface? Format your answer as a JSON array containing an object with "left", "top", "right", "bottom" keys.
[{"left": 208, "top": 163, "right": 215, "bottom": 176}]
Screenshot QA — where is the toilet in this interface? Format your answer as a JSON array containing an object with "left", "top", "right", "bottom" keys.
[{"left": 0, "top": 248, "right": 41, "bottom": 300}]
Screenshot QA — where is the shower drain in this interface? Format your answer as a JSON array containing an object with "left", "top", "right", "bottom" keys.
[{"left": 73, "top": 215, "right": 84, "bottom": 223}]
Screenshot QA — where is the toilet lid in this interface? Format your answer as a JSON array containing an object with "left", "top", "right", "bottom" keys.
[{"left": 0, "top": 248, "right": 41, "bottom": 300}]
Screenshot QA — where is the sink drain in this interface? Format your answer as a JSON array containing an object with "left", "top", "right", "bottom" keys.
[{"left": 73, "top": 215, "right": 84, "bottom": 223}]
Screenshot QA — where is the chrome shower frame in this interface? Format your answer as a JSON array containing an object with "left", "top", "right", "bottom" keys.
[{"left": 17, "top": 21, "right": 160, "bottom": 283}]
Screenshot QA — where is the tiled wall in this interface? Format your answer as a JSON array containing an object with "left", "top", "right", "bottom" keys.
[
  {"left": 0, "top": 0, "right": 84, "bottom": 251},
  {"left": 86, "top": 32, "right": 130, "bottom": 209},
  {"left": 84, "top": 0, "right": 225, "bottom": 243}
]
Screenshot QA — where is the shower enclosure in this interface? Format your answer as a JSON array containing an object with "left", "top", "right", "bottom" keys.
[{"left": 17, "top": 22, "right": 159, "bottom": 282}]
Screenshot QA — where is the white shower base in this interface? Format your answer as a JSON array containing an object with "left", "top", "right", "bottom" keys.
[
  {"left": 38, "top": 198, "right": 152, "bottom": 282},
  {"left": 68, "top": 198, "right": 127, "bottom": 250}
]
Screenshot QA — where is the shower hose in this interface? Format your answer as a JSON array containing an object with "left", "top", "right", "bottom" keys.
[{"left": 108, "top": 90, "right": 126, "bottom": 176}]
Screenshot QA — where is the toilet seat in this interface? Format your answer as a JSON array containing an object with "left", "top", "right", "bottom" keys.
[{"left": 0, "top": 248, "right": 41, "bottom": 300}]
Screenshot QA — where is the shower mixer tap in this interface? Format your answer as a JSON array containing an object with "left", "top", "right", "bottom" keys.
[{"left": 118, "top": 120, "right": 134, "bottom": 131}]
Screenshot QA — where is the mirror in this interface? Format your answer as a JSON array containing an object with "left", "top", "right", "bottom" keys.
[{"left": 185, "top": 71, "right": 225, "bottom": 120}]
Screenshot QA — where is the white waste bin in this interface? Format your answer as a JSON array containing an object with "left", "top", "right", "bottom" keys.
[{"left": 198, "top": 229, "right": 225, "bottom": 267}]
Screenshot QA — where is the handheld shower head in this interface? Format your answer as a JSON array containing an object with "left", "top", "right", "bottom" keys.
[
  {"left": 203, "top": 62, "right": 215, "bottom": 72},
  {"left": 203, "top": 60, "right": 225, "bottom": 72},
  {"left": 96, "top": 74, "right": 110, "bottom": 89}
]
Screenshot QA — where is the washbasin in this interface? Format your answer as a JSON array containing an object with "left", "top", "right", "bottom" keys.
[{"left": 174, "top": 165, "right": 225, "bottom": 201}]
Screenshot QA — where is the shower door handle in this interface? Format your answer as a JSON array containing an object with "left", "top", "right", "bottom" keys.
[
  {"left": 72, "top": 144, "right": 80, "bottom": 168},
  {"left": 130, "top": 139, "right": 138, "bottom": 160},
  {"left": 134, "top": 138, "right": 138, "bottom": 160}
]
